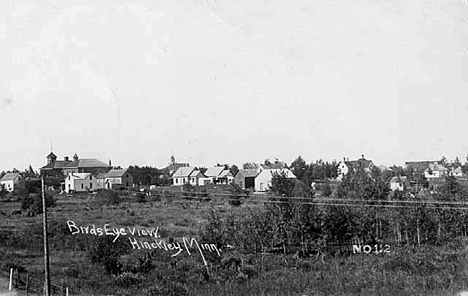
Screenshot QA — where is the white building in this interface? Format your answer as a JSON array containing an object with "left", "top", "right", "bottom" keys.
[
  {"left": 424, "top": 163, "right": 449, "bottom": 179},
  {"left": 390, "top": 176, "right": 408, "bottom": 191},
  {"left": 204, "top": 166, "right": 234, "bottom": 185},
  {"left": 255, "top": 168, "right": 296, "bottom": 192},
  {"left": 0, "top": 173, "right": 21, "bottom": 192},
  {"left": 65, "top": 173, "right": 97, "bottom": 193},
  {"left": 171, "top": 166, "right": 207, "bottom": 186}
]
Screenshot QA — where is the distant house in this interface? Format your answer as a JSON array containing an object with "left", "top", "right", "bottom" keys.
[
  {"left": 204, "top": 167, "right": 234, "bottom": 185},
  {"left": 165, "top": 162, "right": 190, "bottom": 176},
  {"left": 390, "top": 176, "right": 409, "bottom": 191},
  {"left": 0, "top": 173, "right": 22, "bottom": 192},
  {"left": 171, "top": 166, "right": 207, "bottom": 186},
  {"left": 65, "top": 173, "right": 97, "bottom": 193},
  {"left": 424, "top": 163, "right": 449, "bottom": 179},
  {"left": 234, "top": 169, "right": 259, "bottom": 190},
  {"left": 104, "top": 168, "right": 134, "bottom": 190},
  {"left": 404, "top": 160, "right": 443, "bottom": 173},
  {"left": 337, "top": 155, "right": 375, "bottom": 180},
  {"left": 255, "top": 168, "right": 296, "bottom": 192},
  {"left": 96, "top": 173, "right": 107, "bottom": 190},
  {"left": 40, "top": 152, "right": 111, "bottom": 178},
  {"left": 451, "top": 167, "right": 465, "bottom": 178}
]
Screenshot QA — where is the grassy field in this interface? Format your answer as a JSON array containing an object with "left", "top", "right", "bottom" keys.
[{"left": 1, "top": 190, "right": 468, "bottom": 295}]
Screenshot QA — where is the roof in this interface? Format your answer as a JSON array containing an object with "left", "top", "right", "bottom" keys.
[
  {"left": 68, "top": 173, "right": 91, "bottom": 180},
  {"left": 189, "top": 170, "right": 206, "bottom": 178},
  {"left": 96, "top": 173, "right": 107, "bottom": 179},
  {"left": 405, "top": 161, "right": 442, "bottom": 171},
  {"left": 41, "top": 158, "right": 110, "bottom": 170},
  {"left": 172, "top": 166, "right": 196, "bottom": 178},
  {"left": 0, "top": 173, "right": 20, "bottom": 182},
  {"left": 260, "top": 168, "right": 296, "bottom": 179},
  {"left": 237, "top": 169, "right": 259, "bottom": 178},
  {"left": 390, "top": 176, "right": 408, "bottom": 183},
  {"left": 426, "top": 163, "right": 448, "bottom": 172},
  {"left": 105, "top": 168, "right": 129, "bottom": 178},
  {"left": 204, "top": 167, "right": 226, "bottom": 177},
  {"left": 261, "top": 163, "right": 286, "bottom": 170},
  {"left": 219, "top": 170, "right": 234, "bottom": 178},
  {"left": 345, "top": 158, "right": 374, "bottom": 169},
  {"left": 453, "top": 167, "right": 463, "bottom": 174}
]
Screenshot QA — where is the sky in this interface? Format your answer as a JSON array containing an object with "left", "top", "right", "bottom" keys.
[{"left": 0, "top": 0, "right": 467, "bottom": 172}]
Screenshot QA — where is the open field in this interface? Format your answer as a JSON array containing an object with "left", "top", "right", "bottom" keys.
[{"left": 2, "top": 190, "right": 468, "bottom": 295}]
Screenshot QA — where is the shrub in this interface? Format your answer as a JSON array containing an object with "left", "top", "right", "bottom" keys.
[
  {"left": 21, "top": 193, "right": 56, "bottom": 215},
  {"left": 87, "top": 236, "right": 131, "bottom": 275},
  {"left": 96, "top": 190, "right": 121, "bottom": 206}
]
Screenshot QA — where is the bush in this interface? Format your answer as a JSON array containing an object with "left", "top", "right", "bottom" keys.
[
  {"left": 87, "top": 236, "right": 131, "bottom": 275},
  {"left": 136, "top": 192, "right": 147, "bottom": 203},
  {"left": 96, "top": 190, "right": 121, "bottom": 206},
  {"left": 20, "top": 193, "right": 56, "bottom": 215}
]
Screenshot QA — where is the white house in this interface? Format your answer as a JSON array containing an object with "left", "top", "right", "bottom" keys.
[
  {"left": 424, "top": 163, "right": 449, "bottom": 179},
  {"left": 0, "top": 173, "right": 21, "bottom": 192},
  {"left": 65, "top": 173, "right": 97, "bottom": 193},
  {"left": 337, "top": 155, "right": 375, "bottom": 181},
  {"left": 204, "top": 166, "right": 234, "bottom": 184},
  {"left": 451, "top": 167, "right": 464, "bottom": 178},
  {"left": 171, "top": 166, "right": 207, "bottom": 186},
  {"left": 255, "top": 168, "right": 296, "bottom": 192},
  {"left": 390, "top": 176, "right": 408, "bottom": 191}
]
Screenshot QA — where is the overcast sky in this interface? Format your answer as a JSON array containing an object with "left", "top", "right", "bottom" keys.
[{"left": 0, "top": 0, "right": 467, "bottom": 171}]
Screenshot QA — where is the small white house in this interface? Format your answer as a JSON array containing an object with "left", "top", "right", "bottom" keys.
[
  {"left": 390, "top": 176, "right": 408, "bottom": 191},
  {"left": 65, "top": 173, "right": 97, "bottom": 193},
  {"left": 0, "top": 173, "right": 21, "bottom": 192},
  {"left": 255, "top": 168, "right": 296, "bottom": 192},
  {"left": 204, "top": 166, "right": 234, "bottom": 184},
  {"left": 424, "top": 163, "right": 449, "bottom": 179},
  {"left": 172, "top": 166, "right": 207, "bottom": 186}
]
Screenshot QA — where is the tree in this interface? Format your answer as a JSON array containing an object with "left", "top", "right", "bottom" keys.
[
  {"left": 290, "top": 156, "right": 308, "bottom": 183},
  {"left": 243, "top": 163, "right": 259, "bottom": 170},
  {"left": 229, "top": 165, "right": 239, "bottom": 176},
  {"left": 88, "top": 235, "right": 130, "bottom": 275}
]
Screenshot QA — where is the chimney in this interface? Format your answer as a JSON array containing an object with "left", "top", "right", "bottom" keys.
[
  {"left": 343, "top": 157, "right": 346, "bottom": 162},
  {"left": 64, "top": 156, "right": 69, "bottom": 162},
  {"left": 73, "top": 153, "right": 79, "bottom": 162},
  {"left": 109, "top": 159, "right": 112, "bottom": 167},
  {"left": 361, "top": 154, "right": 365, "bottom": 159}
]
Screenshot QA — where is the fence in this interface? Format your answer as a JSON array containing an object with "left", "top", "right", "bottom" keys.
[{"left": 0, "top": 266, "right": 73, "bottom": 296}]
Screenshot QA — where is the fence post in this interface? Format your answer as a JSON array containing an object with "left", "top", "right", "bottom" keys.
[
  {"left": 66, "top": 287, "right": 69, "bottom": 296},
  {"left": 9, "top": 268, "right": 13, "bottom": 291},
  {"left": 26, "top": 274, "right": 29, "bottom": 296}
]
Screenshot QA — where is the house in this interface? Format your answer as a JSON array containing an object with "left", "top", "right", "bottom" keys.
[
  {"left": 424, "top": 163, "right": 449, "bottom": 179},
  {"left": 96, "top": 173, "right": 107, "bottom": 190},
  {"left": 64, "top": 173, "right": 97, "bottom": 193},
  {"left": 337, "top": 155, "right": 375, "bottom": 180},
  {"left": 104, "top": 168, "right": 134, "bottom": 190},
  {"left": 255, "top": 168, "right": 296, "bottom": 192},
  {"left": 451, "top": 167, "right": 465, "bottom": 178},
  {"left": 164, "top": 162, "right": 190, "bottom": 176},
  {"left": 204, "top": 166, "right": 234, "bottom": 185},
  {"left": 390, "top": 176, "right": 409, "bottom": 191},
  {"left": 171, "top": 166, "right": 207, "bottom": 186},
  {"left": 40, "top": 152, "right": 111, "bottom": 178},
  {"left": 404, "top": 160, "right": 443, "bottom": 173},
  {"left": 0, "top": 173, "right": 22, "bottom": 192},
  {"left": 234, "top": 169, "right": 259, "bottom": 190}
]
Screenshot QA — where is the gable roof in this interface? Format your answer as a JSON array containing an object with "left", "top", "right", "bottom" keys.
[
  {"left": 345, "top": 158, "right": 374, "bottom": 169},
  {"left": 204, "top": 166, "right": 226, "bottom": 177},
  {"left": 105, "top": 168, "right": 129, "bottom": 178},
  {"left": 237, "top": 169, "right": 260, "bottom": 178},
  {"left": 172, "top": 166, "right": 196, "bottom": 178},
  {"left": 453, "top": 167, "right": 463, "bottom": 174},
  {"left": 261, "top": 163, "right": 286, "bottom": 170},
  {"left": 41, "top": 158, "right": 110, "bottom": 170},
  {"left": 259, "top": 168, "right": 296, "bottom": 179},
  {"left": 68, "top": 173, "right": 91, "bottom": 180},
  {"left": 390, "top": 176, "right": 408, "bottom": 183},
  {"left": 426, "top": 163, "right": 448, "bottom": 172},
  {"left": 219, "top": 170, "right": 234, "bottom": 178},
  {"left": 0, "top": 173, "right": 20, "bottom": 182},
  {"left": 189, "top": 170, "right": 206, "bottom": 178}
]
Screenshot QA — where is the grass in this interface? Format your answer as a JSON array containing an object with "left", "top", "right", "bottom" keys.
[{"left": 1, "top": 192, "right": 468, "bottom": 295}]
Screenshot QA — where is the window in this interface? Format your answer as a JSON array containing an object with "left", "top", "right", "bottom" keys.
[
  {"left": 90, "top": 183, "right": 93, "bottom": 189},
  {"left": 90, "top": 175, "right": 92, "bottom": 180},
  {"left": 81, "top": 184, "right": 84, "bottom": 189}
]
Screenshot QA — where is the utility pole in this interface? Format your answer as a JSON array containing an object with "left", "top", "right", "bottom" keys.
[{"left": 42, "top": 175, "right": 51, "bottom": 296}]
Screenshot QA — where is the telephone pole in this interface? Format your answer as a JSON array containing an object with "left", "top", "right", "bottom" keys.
[{"left": 42, "top": 175, "right": 51, "bottom": 295}]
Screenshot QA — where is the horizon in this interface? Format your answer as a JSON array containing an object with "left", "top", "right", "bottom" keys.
[{"left": 1, "top": 0, "right": 467, "bottom": 173}]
